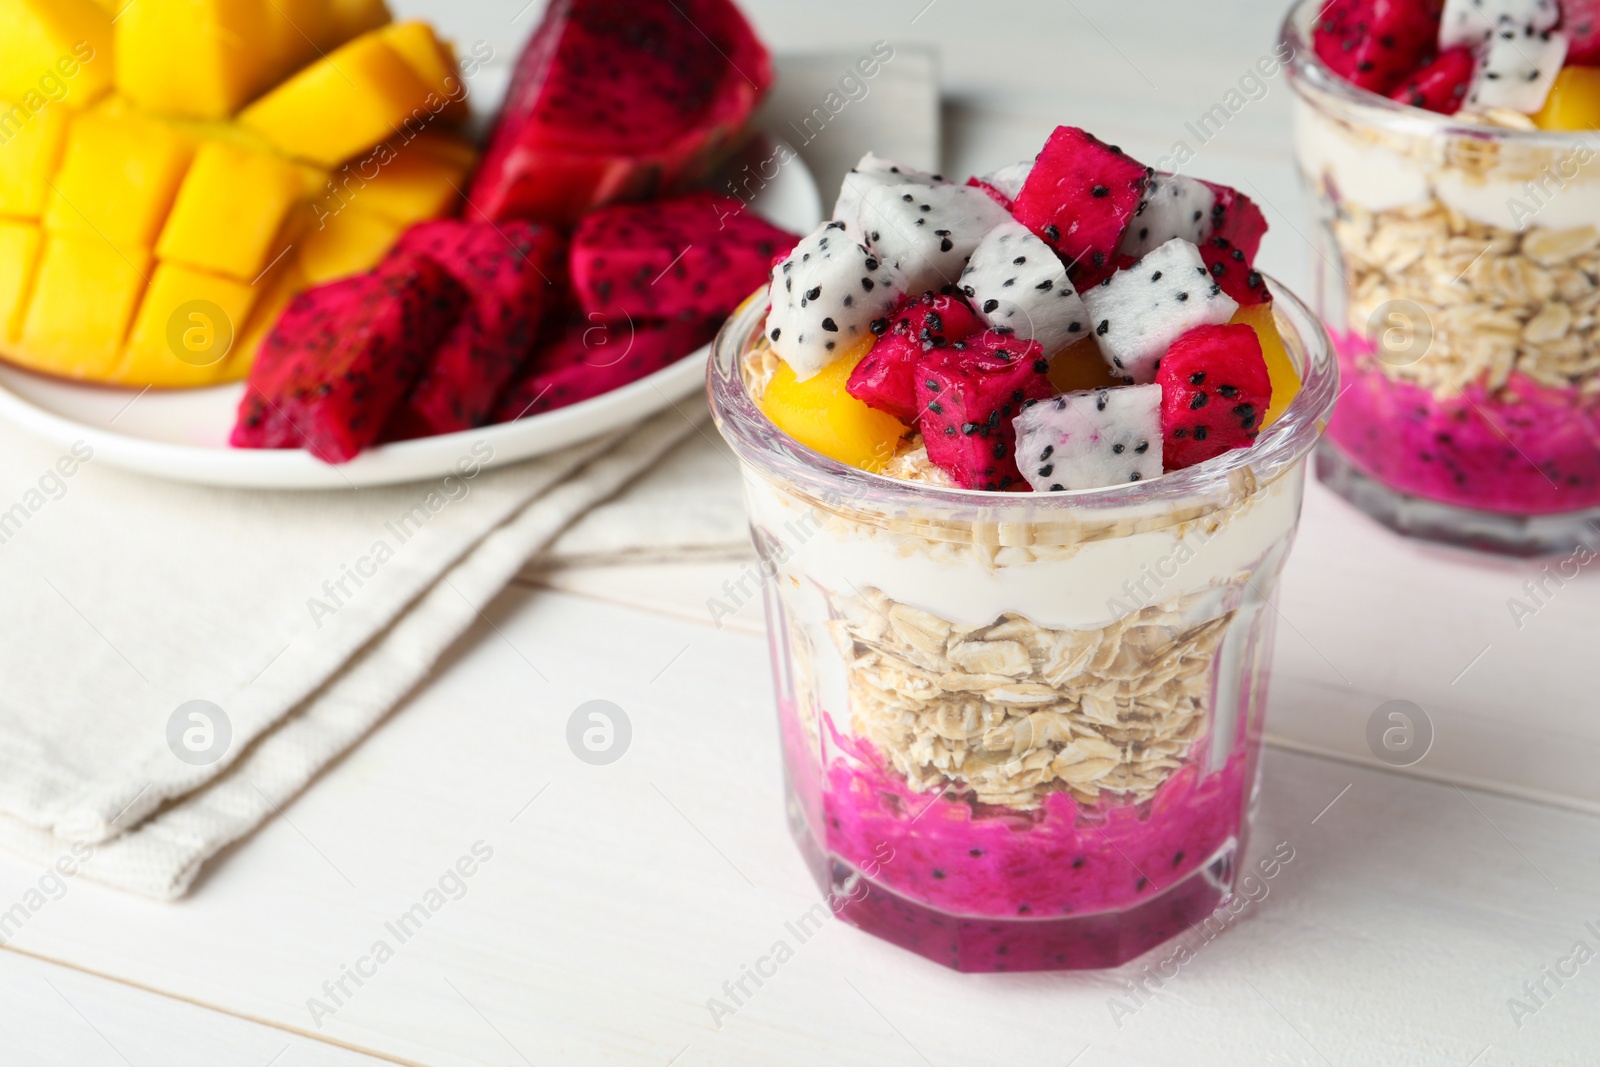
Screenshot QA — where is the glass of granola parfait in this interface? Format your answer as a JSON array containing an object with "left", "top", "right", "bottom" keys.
[
  {"left": 1286, "top": 0, "right": 1600, "bottom": 554},
  {"left": 708, "top": 125, "right": 1338, "bottom": 971}
]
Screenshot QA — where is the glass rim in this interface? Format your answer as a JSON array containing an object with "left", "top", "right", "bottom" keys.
[
  {"left": 707, "top": 274, "right": 1339, "bottom": 515},
  {"left": 1280, "top": 0, "right": 1582, "bottom": 145}
]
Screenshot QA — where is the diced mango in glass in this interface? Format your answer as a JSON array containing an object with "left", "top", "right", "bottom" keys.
[
  {"left": 0, "top": 0, "right": 112, "bottom": 104},
  {"left": 1533, "top": 68, "right": 1600, "bottom": 131},
  {"left": 319, "top": 0, "right": 392, "bottom": 50},
  {"left": 1231, "top": 303, "right": 1300, "bottom": 427},
  {"left": 381, "top": 22, "right": 468, "bottom": 125},
  {"left": 239, "top": 31, "right": 434, "bottom": 167},
  {"left": 0, "top": 221, "right": 41, "bottom": 343},
  {"left": 347, "top": 138, "right": 471, "bottom": 224},
  {"left": 156, "top": 141, "right": 305, "bottom": 281},
  {"left": 115, "top": 0, "right": 276, "bottom": 119},
  {"left": 19, "top": 234, "right": 150, "bottom": 378},
  {"left": 760, "top": 339, "right": 908, "bottom": 472},
  {"left": 44, "top": 110, "right": 195, "bottom": 257},
  {"left": 116, "top": 262, "right": 259, "bottom": 385},
  {"left": 298, "top": 205, "right": 403, "bottom": 284},
  {"left": 1047, "top": 336, "right": 1121, "bottom": 393},
  {"left": 0, "top": 102, "right": 71, "bottom": 218}
]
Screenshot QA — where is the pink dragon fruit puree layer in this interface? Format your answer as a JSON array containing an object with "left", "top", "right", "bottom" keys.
[
  {"left": 797, "top": 712, "right": 1249, "bottom": 920},
  {"left": 1329, "top": 332, "right": 1600, "bottom": 515}
]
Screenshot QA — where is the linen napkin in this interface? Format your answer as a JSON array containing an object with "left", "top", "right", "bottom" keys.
[{"left": 0, "top": 404, "right": 703, "bottom": 899}]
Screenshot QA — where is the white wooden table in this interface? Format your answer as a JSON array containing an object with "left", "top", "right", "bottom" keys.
[{"left": 3, "top": 2, "right": 1598, "bottom": 1064}]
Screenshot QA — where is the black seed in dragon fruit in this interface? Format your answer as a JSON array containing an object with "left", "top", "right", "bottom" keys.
[
  {"left": 1157, "top": 323, "right": 1272, "bottom": 470},
  {"left": 959, "top": 220, "right": 1089, "bottom": 358},
  {"left": 766, "top": 221, "right": 905, "bottom": 380},
  {"left": 859, "top": 183, "right": 1011, "bottom": 297},
  {"left": 1081, "top": 238, "right": 1240, "bottom": 385},
  {"left": 1010, "top": 126, "right": 1149, "bottom": 288},
  {"left": 833, "top": 153, "right": 948, "bottom": 244},
  {"left": 846, "top": 292, "right": 983, "bottom": 423},
  {"left": 1118, "top": 173, "right": 1216, "bottom": 260},
  {"left": 1013, "top": 384, "right": 1162, "bottom": 492},
  {"left": 915, "top": 331, "right": 1052, "bottom": 490},
  {"left": 967, "top": 160, "right": 1033, "bottom": 210},
  {"left": 1439, "top": 0, "right": 1558, "bottom": 49},
  {"left": 1465, "top": 26, "right": 1568, "bottom": 113}
]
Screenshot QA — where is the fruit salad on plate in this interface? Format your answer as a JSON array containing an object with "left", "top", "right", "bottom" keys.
[{"left": 748, "top": 126, "right": 1300, "bottom": 493}]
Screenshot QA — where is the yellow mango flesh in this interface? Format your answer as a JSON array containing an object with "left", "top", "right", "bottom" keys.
[
  {"left": 262, "top": 0, "right": 331, "bottom": 78},
  {"left": 115, "top": 0, "right": 277, "bottom": 120},
  {"left": 0, "top": 221, "right": 41, "bottom": 343},
  {"left": 0, "top": 0, "right": 112, "bottom": 104},
  {"left": 381, "top": 22, "right": 468, "bottom": 125},
  {"left": 1231, "top": 303, "right": 1300, "bottom": 428},
  {"left": 239, "top": 31, "right": 434, "bottom": 167},
  {"left": 0, "top": 102, "right": 71, "bottom": 218},
  {"left": 760, "top": 340, "right": 908, "bottom": 472},
  {"left": 157, "top": 140, "right": 305, "bottom": 280},
  {"left": 1048, "top": 336, "right": 1121, "bottom": 393},
  {"left": 1533, "top": 67, "right": 1600, "bottom": 131},
  {"left": 44, "top": 110, "right": 195, "bottom": 258},
  {"left": 19, "top": 234, "right": 150, "bottom": 378},
  {"left": 298, "top": 204, "right": 404, "bottom": 284},
  {"left": 117, "top": 262, "right": 259, "bottom": 385},
  {"left": 347, "top": 137, "right": 472, "bottom": 224},
  {"left": 319, "top": 0, "right": 392, "bottom": 50}
]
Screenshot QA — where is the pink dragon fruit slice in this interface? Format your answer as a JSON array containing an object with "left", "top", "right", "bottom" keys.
[
  {"left": 1389, "top": 48, "right": 1475, "bottom": 113},
  {"left": 382, "top": 219, "right": 567, "bottom": 440},
  {"left": 767, "top": 221, "right": 905, "bottom": 380},
  {"left": 570, "top": 192, "right": 799, "bottom": 322},
  {"left": 1439, "top": 0, "right": 1558, "bottom": 49},
  {"left": 1081, "top": 238, "right": 1240, "bottom": 385},
  {"left": 846, "top": 292, "right": 983, "bottom": 422},
  {"left": 1013, "top": 384, "right": 1163, "bottom": 492},
  {"left": 1196, "top": 182, "right": 1271, "bottom": 306},
  {"left": 966, "top": 160, "right": 1033, "bottom": 210},
  {"left": 1010, "top": 126, "right": 1150, "bottom": 287},
  {"left": 1314, "top": 0, "right": 1443, "bottom": 95},
  {"left": 859, "top": 182, "right": 1011, "bottom": 297},
  {"left": 1465, "top": 27, "right": 1568, "bottom": 113},
  {"left": 915, "top": 330, "right": 1052, "bottom": 490},
  {"left": 834, "top": 153, "right": 948, "bottom": 244},
  {"left": 494, "top": 316, "right": 720, "bottom": 421},
  {"left": 1118, "top": 173, "right": 1215, "bottom": 260},
  {"left": 468, "top": 0, "right": 772, "bottom": 225},
  {"left": 959, "top": 220, "right": 1089, "bottom": 357},
  {"left": 232, "top": 253, "right": 467, "bottom": 463},
  {"left": 1157, "top": 324, "right": 1272, "bottom": 470},
  {"left": 1568, "top": 0, "right": 1600, "bottom": 65}
]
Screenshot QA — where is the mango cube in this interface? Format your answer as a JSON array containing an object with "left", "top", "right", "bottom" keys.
[
  {"left": 116, "top": 263, "right": 260, "bottom": 385},
  {"left": 157, "top": 140, "right": 306, "bottom": 281},
  {"left": 262, "top": 0, "right": 332, "bottom": 78},
  {"left": 1047, "top": 336, "right": 1122, "bottom": 394},
  {"left": 0, "top": 0, "right": 113, "bottom": 104},
  {"left": 19, "top": 234, "right": 150, "bottom": 378},
  {"left": 116, "top": 0, "right": 279, "bottom": 120},
  {"left": 44, "top": 110, "right": 195, "bottom": 258},
  {"left": 297, "top": 205, "right": 404, "bottom": 284},
  {"left": 239, "top": 31, "right": 434, "bottom": 167},
  {"left": 1534, "top": 68, "right": 1600, "bottom": 131},
  {"left": 339, "top": 137, "right": 472, "bottom": 224},
  {"left": 0, "top": 221, "right": 41, "bottom": 343},
  {"left": 0, "top": 102, "right": 71, "bottom": 218},
  {"left": 381, "top": 22, "right": 468, "bottom": 125},
  {"left": 1231, "top": 303, "right": 1300, "bottom": 428},
  {"left": 319, "top": 0, "right": 392, "bottom": 50},
  {"left": 759, "top": 339, "right": 908, "bottom": 472}
]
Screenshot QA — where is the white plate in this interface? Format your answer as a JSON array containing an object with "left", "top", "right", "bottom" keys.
[{"left": 0, "top": 137, "right": 820, "bottom": 489}]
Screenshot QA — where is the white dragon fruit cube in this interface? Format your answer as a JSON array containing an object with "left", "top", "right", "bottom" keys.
[
  {"left": 860, "top": 183, "right": 1012, "bottom": 297},
  {"left": 975, "top": 159, "right": 1033, "bottom": 203},
  {"left": 1013, "top": 385, "right": 1163, "bottom": 492},
  {"left": 1081, "top": 238, "right": 1239, "bottom": 384},
  {"left": 1440, "top": 0, "right": 1559, "bottom": 50},
  {"left": 1117, "top": 173, "right": 1216, "bottom": 259},
  {"left": 1466, "top": 27, "right": 1567, "bottom": 114},
  {"left": 766, "top": 221, "right": 905, "bottom": 380},
  {"left": 960, "top": 220, "right": 1089, "bottom": 357},
  {"left": 833, "top": 153, "right": 947, "bottom": 244}
]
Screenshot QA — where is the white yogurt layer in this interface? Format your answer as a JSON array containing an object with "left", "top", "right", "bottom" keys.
[
  {"left": 743, "top": 472, "right": 1304, "bottom": 631},
  {"left": 1293, "top": 96, "right": 1600, "bottom": 231}
]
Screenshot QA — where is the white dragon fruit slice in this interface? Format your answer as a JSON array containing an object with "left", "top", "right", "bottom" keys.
[
  {"left": 1440, "top": 0, "right": 1560, "bottom": 50},
  {"left": 766, "top": 221, "right": 905, "bottom": 380},
  {"left": 1013, "top": 385, "right": 1163, "bottom": 492},
  {"left": 860, "top": 182, "right": 1012, "bottom": 297},
  {"left": 1465, "top": 27, "right": 1568, "bottom": 114},
  {"left": 978, "top": 160, "right": 1033, "bottom": 202},
  {"left": 1117, "top": 173, "right": 1217, "bottom": 259},
  {"left": 1081, "top": 238, "right": 1240, "bottom": 385},
  {"left": 833, "top": 153, "right": 947, "bottom": 244},
  {"left": 960, "top": 220, "right": 1089, "bottom": 357}
]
